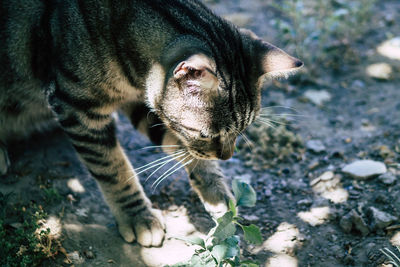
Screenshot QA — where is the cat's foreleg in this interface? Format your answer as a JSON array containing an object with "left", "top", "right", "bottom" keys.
[
  {"left": 49, "top": 93, "right": 164, "bottom": 247},
  {"left": 161, "top": 132, "right": 234, "bottom": 219}
]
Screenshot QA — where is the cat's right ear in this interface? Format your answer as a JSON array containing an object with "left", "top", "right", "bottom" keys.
[{"left": 241, "top": 29, "right": 303, "bottom": 79}]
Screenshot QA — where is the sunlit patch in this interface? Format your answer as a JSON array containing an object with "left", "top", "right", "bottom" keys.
[
  {"left": 263, "top": 222, "right": 302, "bottom": 254},
  {"left": 377, "top": 37, "right": 400, "bottom": 60},
  {"left": 140, "top": 205, "right": 202, "bottom": 266},
  {"left": 67, "top": 178, "right": 85, "bottom": 193},
  {"left": 36, "top": 215, "right": 62, "bottom": 239},
  {"left": 310, "top": 172, "right": 348, "bottom": 203},
  {"left": 297, "top": 207, "right": 330, "bottom": 226},
  {"left": 391, "top": 231, "right": 400, "bottom": 246},
  {"left": 266, "top": 253, "right": 298, "bottom": 267}
]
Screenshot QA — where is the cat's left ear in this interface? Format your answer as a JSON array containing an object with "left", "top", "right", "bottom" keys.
[{"left": 241, "top": 29, "right": 303, "bottom": 79}]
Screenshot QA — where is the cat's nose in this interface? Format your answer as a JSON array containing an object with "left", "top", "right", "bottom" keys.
[{"left": 218, "top": 141, "right": 235, "bottom": 160}]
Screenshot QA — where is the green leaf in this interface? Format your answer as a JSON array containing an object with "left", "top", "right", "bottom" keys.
[
  {"left": 232, "top": 179, "right": 256, "bottom": 207},
  {"left": 176, "top": 236, "right": 205, "bottom": 249},
  {"left": 223, "top": 236, "right": 240, "bottom": 258},
  {"left": 229, "top": 199, "right": 237, "bottom": 217},
  {"left": 211, "top": 236, "right": 240, "bottom": 265},
  {"left": 240, "top": 260, "right": 260, "bottom": 267},
  {"left": 213, "top": 212, "right": 236, "bottom": 242},
  {"left": 211, "top": 244, "right": 227, "bottom": 264},
  {"left": 241, "top": 224, "right": 262, "bottom": 245},
  {"left": 190, "top": 251, "right": 216, "bottom": 267}
]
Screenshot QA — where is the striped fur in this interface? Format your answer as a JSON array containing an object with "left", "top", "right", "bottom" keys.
[{"left": 0, "top": 0, "right": 302, "bottom": 246}]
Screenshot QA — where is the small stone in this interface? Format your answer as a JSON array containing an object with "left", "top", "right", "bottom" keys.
[
  {"left": 339, "top": 212, "right": 353, "bottom": 233},
  {"left": 319, "top": 171, "right": 335, "bottom": 181},
  {"left": 367, "top": 207, "right": 397, "bottom": 230},
  {"left": 342, "top": 160, "right": 387, "bottom": 179},
  {"left": 243, "top": 214, "right": 260, "bottom": 223},
  {"left": 366, "top": 63, "right": 392, "bottom": 80},
  {"left": 377, "top": 37, "right": 400, "bottom": 60},
  {"left": 297, "top": 199, "right": 312, "bottom": 207},
  {"left": 306, "top": 140, "right": 326, "bottom": 153},
  {"left": 378, "top": 172, "right": 397, "bottom": 185},
  {"left": 350, "top": 210, "right": 369, "bottom": 236},
  {"left": 67, "top": 251, "right": 85, "bottom": 264},
  {"left": 303, "top": 89, "right": 332, "bottom": 106},
  {"left": 83, "top": 250, "right": 95, "bottom": 259}
]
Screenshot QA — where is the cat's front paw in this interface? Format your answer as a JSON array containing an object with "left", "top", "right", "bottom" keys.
[
  {"left": 117, "top": 207, "right": 165, "bottom": 247},
  {"left": 0, "top": 142, "right": 10, "bottom": 176}
]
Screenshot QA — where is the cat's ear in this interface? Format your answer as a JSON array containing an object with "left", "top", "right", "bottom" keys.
[
  {"left": 241, "top": 29, "right": 303, "bottom": 78},
  {"left": 173, "top": 54, "right": 219, "bottom": 91}
]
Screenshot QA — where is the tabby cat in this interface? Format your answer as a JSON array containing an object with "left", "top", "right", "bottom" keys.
[{"left": 0, "top": 0, "right": 302, "bottom": 247}]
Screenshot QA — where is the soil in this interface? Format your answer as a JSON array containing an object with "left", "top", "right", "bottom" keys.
[{"left": 1, "top": 0, "right": 400, "bottom": 266}]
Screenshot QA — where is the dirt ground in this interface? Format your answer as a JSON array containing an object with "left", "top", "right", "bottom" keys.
[{"left": 1, "top": 0, "right": 400, "bottom": 266}]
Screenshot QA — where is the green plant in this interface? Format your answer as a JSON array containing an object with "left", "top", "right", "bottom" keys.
[
  {"left": 381, "top": 246, "right": 400, "bottom": 267},
  {"left": 0, "top": 192, "right": 62, "bottom": 267},
  {"left": 170, "top": 179, "right": 262, "bottom": 267},
  {"left": 273, "top": 0, "right": 376, "bottom": 77}
]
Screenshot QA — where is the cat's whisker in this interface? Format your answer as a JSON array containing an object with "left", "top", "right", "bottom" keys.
[
  {"left": 144, "top": 152, "right": 188, "bottom": 182},
  {"left": 257, "top": 116, "right": 288, "bottom": 126},
  {"left": 135, "top": 150, "right": 185, "bottom": 172},
  {"left": 255, "top": 118, "right": 277, "bottom": 129},
  {"left": 261, "top": 105, "right": 300, "bottom": 113},
  {"left": 124, "top": 151, "right": 187, "bottom": 183},
  {"left": 152, "top": 157, "right": 194, "bottom": 190},
  {"left": 140, "top": 145, "right": 181, "bottom": 150},
  {"left": 151, "top": 155, "right": 192, "bottom": 189}
]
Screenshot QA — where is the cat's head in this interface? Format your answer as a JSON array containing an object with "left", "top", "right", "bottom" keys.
[{"left": 147, "top": 31, "right": 302, "bottom": 160}]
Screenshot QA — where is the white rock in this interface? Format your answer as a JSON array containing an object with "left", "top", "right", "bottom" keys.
[
  {"left": 366, "top": 63, "right": 392, "bottom": 80},
  {"left": 304, "top": 89, "right": 331, "bottom": 106},
  {"left": 377, "top": 37, "right": 400, "bottom": 60},
  {"left": 342, "top": 160, "right": 387, "bottom": 179},
  {"left": 306, "top": 140, "right": 326, "bottom": 153}
]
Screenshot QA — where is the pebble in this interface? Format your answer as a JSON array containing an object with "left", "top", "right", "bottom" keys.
[
  {"left": 377, "top": 37, "right": 400, "bottom": 60},
  {"left": 367, "top": 207, "right": 397, "bottom": 230},
  {"left": 339, "top": 210, "right": 369, "bottom": 236},
  {"left": 342, "top": 160, "right": 387, "bottom": 179},
  {"left": 83, "top": 249, "right": 95, "bottom": 259},
  {"left": 319, "top": 171, "right": 335, "bottom": 181},
  {"left": 67, "top": 251, "right": 85, "bottom": 264},
  {"left": 378, "top": 172, "right": 397, "bottom": 185},
  {"left": 303, "top": 89, "right": 332, "bottom": 106},
  {"left": 306, "top": 140, "right": 326, "bottom": 154},
  {"left": 366, "top": 63, "right": 392, "bottom": 80}
]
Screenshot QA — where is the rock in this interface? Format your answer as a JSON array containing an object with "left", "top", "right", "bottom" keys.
[
  {"left": 367, "top": 207, "right": 397, "bottom": 230},
  {"left": 339, "top": 212, "right": 353, "bottom": 233},
  {"left": 350, "top": 210, "right": 370, "bottom": 236},
  {"left": 306, "top": 140, "right": 326, "bottom": 153},
  {"left": 342, "top": 160, "right": 387, "bottom": 179},
  {"left": 378, "top": 172, "right": 397, "bottom": 185},
  {"left": 319, "top": 171, "right": 334, "bottom": 181},
  {"left": 297, "top": 199, "right": 312, "bottom": 208},
  {"left": 303, "top": 89, "right": 332, "bottom": 106},
  {"left": 377, "top": 37, "right": 400, "bottom": 60},
  {"left": 67, "top": 251, "right": 85, "bottom": 264},
  {"left": 340, "top": 210, "right": 369, "bottom": 236},
  {"left": 366, "top": 63, "right": 392, "bottom": 80},
  {"left": 243, "top": 214, "right": 260, "bottom": 223},
  {"left": 83, "top": 249, "right": 95, "bottom": 259}
]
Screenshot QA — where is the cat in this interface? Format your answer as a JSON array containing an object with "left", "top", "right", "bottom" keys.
[{"left": 0, "top": 0, "right": 302, "bottom": 247}]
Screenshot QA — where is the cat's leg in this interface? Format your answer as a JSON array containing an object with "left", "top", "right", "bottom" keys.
[
  {"left": 50, "top": 93, "right": 164, "bottom": 247},
  {"left": 123, "top": 103, "right": 234, "bottom": 218},
  {"left": 0, "top": 140, "right": 10, "bottom": 175},
  {"left": 162, "top": 132, "right": 234, "bottom": 218}
]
